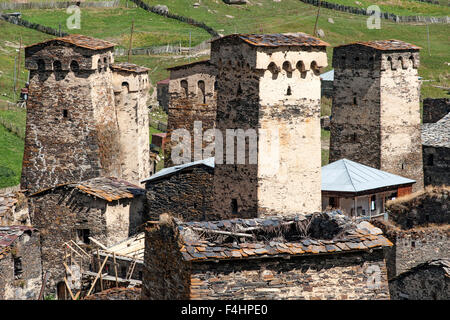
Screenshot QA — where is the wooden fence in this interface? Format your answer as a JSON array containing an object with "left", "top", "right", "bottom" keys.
[{"left": 0, "top": 1, "right": 120, "bottom": 10}]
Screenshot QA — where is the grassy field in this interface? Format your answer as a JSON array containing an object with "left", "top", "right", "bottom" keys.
[
  {"left": 0, "top": 124, "right": 24, "bottom": 188},
  {"left": 316, "top": 0, "right": 450, "bottom": 17}
]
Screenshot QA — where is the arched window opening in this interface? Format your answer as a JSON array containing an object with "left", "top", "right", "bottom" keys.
[
  {"left": 180, "top": 80, "right": 188, "bottom": 98},
  {"left": 231, "top": 199, "right": 238, "bottom": 215},
  {"left": 387, "top": 56, "right": 394, "bottom": 70},
  {"left": 310, "top": 61, "right": 320, "bottom": 75},
  {"left": 97, "top": 59, "right": 102, "bottom": 72},
  {"left": 398, "top": 56, "right": 406, "bottom": 69},
  {"left": 70, "top": 60, "right": 80, "bottom": 73},
  {"left": 198, "top": 80, "right": 206, "bottom": 104},
  {"left": 296, "top": 61, "right": 305, "bottom": 72},
  {"left": 409, "top": 55, "right": 415, "bottom": 69},
  {"left": 103, "top": 57, "right": 108, "bottom": 71},
  {"left": 282, "top": 61, "right": 293, "bottom": 72},
  {"left": 122, "top": 82, "right": 129, "bottom": 93},
  {"left": 267, "top": 62, "right": 280, "bottom": 74},
  {"left": 286, "top": 86, "right": 292, "bottom": 96},
  {"left": 53, "top": 60, "right": 62, "bottom": 72}
]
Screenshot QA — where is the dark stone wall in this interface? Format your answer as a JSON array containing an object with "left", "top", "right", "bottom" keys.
[
  {"left": 389, "top": 264, "right": 450, "bottom": 300},
  {"left": 190, "top": 250, "right": 390, "bottom": 300},
  {"left": 0, "top": 230, "right": 42, "bottom": 300},
  {"left": 141, "top": 219, "right": 191, "bottom": 300},
  {"left": 422, "top": 98, "right": 449, "bottom": 124},
  {"left": 423, "top": 146, "right": 450, "bottom": 186},
  {"left": 145, "top": 166, "right": 216, "bottom": 221}
]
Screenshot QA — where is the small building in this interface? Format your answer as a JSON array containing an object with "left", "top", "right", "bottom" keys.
[
  {"left": 321, "top": 159, "right": 415, "bottom": 218},
  {"left": 320, "top": 69, "right": 334, "bottom": 97},
  {"left": 372, "top": 186, "right": 450, "bottom": 279},
  {"left": 156, "top": 78, "right": 170, "bottom": 113},
  {"left": 422, "top": 112, "right": 450, "bottom": 186},
  {"left": 0, "top": 226, "right": 42, "bottom": 300},
  {"left": 142, "top": 212, "right": 392, "bottom": 300},
  {"left": 143, "top": 157, "right": 216, "bottom": 222},
  {"left": 389, "top": 259, "right": 450, "bottom": 300},
  {"left": 28, "top": 176, "right": 147, "bottom": 297},
  {"left": 151, "top": 132, "right": 167, "bottom": 151}
]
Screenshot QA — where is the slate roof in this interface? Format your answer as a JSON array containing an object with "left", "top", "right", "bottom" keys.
[
  {"left": 322, "top": 159, "right": 415, "bottom": 194},
  {"left": 26, "top": 34, "right": 116, "bottom": 51},
  {"left": 167, "top": 59, "right": 211, "bottom": 71},
  {"left": 0, "top": 192, "right": 19, "bottom": 219},
  {"left": 335, "top": 39, "right": 421, "bottom": 51},
  {"left": 213, "top": 33, "right": 330, "bottom": 47},
  {"left": 31, "top": 177, "right": 145, "bottom": 202},
  {"left": 0, "top": 226, "right": 36, "bottom": 258},
  {"left": 176, "top": 212, "right": 392, "bottom": 262},
  {"left": 422, "top": 113, "right": 450, "bottom": 148},
  {"left": 142, "top": 157, "right": 214, "bottom": 183},
  {"left": 393, "top": 259, "right": 450, "bottom": 280},
  {"left": 111, "top": 63, "right": 149, "bottom": 73}
]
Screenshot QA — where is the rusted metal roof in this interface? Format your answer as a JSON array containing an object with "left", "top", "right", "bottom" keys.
[
  {"left": 0, "top": 226, "right": 36, "bottom": 258},
  {"left": 213, "top": 32, "right": 330, "bottom": 47},
  {"left": 111, "top": 62, "right": 149, "bottom": 73},
  {"left": 26, "top": 34, "right": 116, "bottom": 51},
  {"left": 175, "top": 212, "right": 392, "bottom": 262},
  {"left": 335, "top": 39, "right": 421, "bottom": 51},
  {"left": 31, "top": 177, "right": 145, "bottom": 202}
]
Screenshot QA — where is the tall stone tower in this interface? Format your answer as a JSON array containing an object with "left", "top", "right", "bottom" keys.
[
  {"left": 22, "top": 35, "right": 150, "bottom": 192},
  {"left": 210, "top": 33, "right": 329, "bottom": 218},
  {"left": 164, "top": 60, "right": 217, "bottom": 167},
  {"left": 329, "top": 40, "right": 423, "bottom": 191}
]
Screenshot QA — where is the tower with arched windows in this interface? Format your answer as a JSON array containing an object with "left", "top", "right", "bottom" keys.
[
  {"left": 329, "top": 40, "right": 423, "bottom": 191},
  {"left": 22, "top": 35, "right": 150, "bottom": 192},
  {"left": 210, "top": 33, "right": 329, "bottom": 218}
]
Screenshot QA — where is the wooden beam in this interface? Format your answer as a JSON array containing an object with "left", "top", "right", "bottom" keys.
[
  {"left": 192, "top": 227, "right": 254, "bottom": 238},
  {"left": 63, "top": 276, "right": 76, "bottom": 300},
  {"left": 86, "top": 255, "right": 109, "bottom": 297},
  {"left": 38, "top": 271, "right": 50, "bottom": 300},
  {"left": 89, "top": 237, "right": 108, "bottom": 250},
  {"left": 113, "top": 252, "right": 118, "bottom": 288}
]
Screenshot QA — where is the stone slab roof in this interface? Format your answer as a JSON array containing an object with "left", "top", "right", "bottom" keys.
[
  {"left": 83, "top": 287, "right": 141, "bottom": 300},
  {"left": 26, "top": 34, "right": 116, "bottom": 51},
  {"left": 111, "top": 62, "right": 149, "bottom": 73},
  {"left": 422, "top": 112, "right": 450, "bottom": 148},
  {"left": 0, "top": 192, "right": 18, "bottom": 219},
  {"left": 393, "top": 259, "right": 450, "bottom": 280},
  {"left": 167, "top": 59, "right": 211, "bottom": 71},
  {"left": 176, "top": 212, "right": 392, "bottom": 263},
  {"left": 0, "top": 225, "right": 36, "bottom": 258},
  {"left": 31, "top": 177, "right": 145, "bottom": 202},
  {"left": 213, "top": 32, "right": 330, "bottom": 47},
  {"left": 322, "top": 159, "right": 415, "bottom": 194},
  {"left": 335, "top": 39, "right": 421, "bottom": 51},
  {"left": 142, "top": 157, "right": 214, "bottom": 183}
]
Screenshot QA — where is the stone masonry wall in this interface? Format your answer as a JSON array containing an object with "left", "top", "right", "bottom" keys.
[
  {"left": 141, "top": 218, "right": 191, "bottom": 300},
  {"left": 423, "top": 146, "right": 450, "bottom": 186},
  {"left": 422, "top": 98, "right": 450, "bottom": 124},
  {"left": 0, "top": 230, "right": 42, "bottom": 300},
  {"left": 190, "top": 250, "right": 390, "bottom": 300},
  {"left": 165, "top": 61, "right": 217, "bottom": 167},
  {"left": 389, "top": 264, "right": 450, "bottom": 300},
  {"left": 145, "top": 166, "right": 216, "bottom": 221},
  {"left": 22, "top": 44, "right": 121, "bottom": 193}
]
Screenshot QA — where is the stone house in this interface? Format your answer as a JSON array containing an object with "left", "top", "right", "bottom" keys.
[
  {"left": 389, "top": 259, "right": 449, "bottom": 300},
  {"left": 142, "top": 212, "right": 392, "bottom": 300},
  {"left": 329, "top": 40, "right": 423, "bottom": 192},
  {"left": 143, "top": 157, "right": 216, "bottom": 222},
  {"left": 22, "top": 34, "right": 150, "bottom": 192},
  {"left": 165, "top": 60, "right": 217, "bottom": 167},
  {"left": 0, "top": 226, "right": 42, "bottom": 300},
  {"left": 211, "top": 33, "right": 329, "bottom": 218},
  {"left": 156, "top": 78, "right": 170, "bottom": 113},
  {"left": 28, "top": 176, "right": 147, "bottom": 297},
  {"left": 422, "top": 112, "right": 449, "bottom": 186},
  {"left": 372, "top": 186, "right": 449, "bottom": 279},
  {"left": 321, "top": 159, "right": 415, "bottom": 218}
]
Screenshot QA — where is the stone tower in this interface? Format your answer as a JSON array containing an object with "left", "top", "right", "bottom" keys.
[
  {"left": 210, "top": 33, "right": 329, "bottom": 218},
  {"left": 329, "top": 40, "right": 423, "bottom": 191},
  {"left": 22, "top": 35, "right": 150, "bottom": 192},
  {"left": 164, "top": 60, "right": 217, "bottom": 167}
]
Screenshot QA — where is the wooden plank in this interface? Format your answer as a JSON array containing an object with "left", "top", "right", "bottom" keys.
[
  {"left": 86, "top": 255, "right": 109, "bottom": 297},
  {"left": 69, "top": 240, "right": 90, "bottom": 257},
  {"left": 63, "top": 276, "right": 76, "bottom": 300},
  {"left": 113, "top": 252, "right": 118, "bottom": 288},
  {"left": 89, "top": 237, "right": 108, "bottom": 250},
  {"left": 192, "top": 227, "right": 254, "bottom": 238}
]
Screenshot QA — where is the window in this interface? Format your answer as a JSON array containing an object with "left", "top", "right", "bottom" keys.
[
  {"left": 121, "top": 266, "right": 127, "bottom": 278},
  {"left": 70, "top": 60, "right": 80, "bottom": 73},
  {"left": 237, "top": 83, "right": 242, "bottom": 95},
  {"left": 53, "top": 61, "right": 62, "bottom": 72},
  {"left": 214, "top": 80, "right": 218, "bottom": 91},
  {"left": 63, "top": 109, "right": 68, "bottom": 118},
  {"left": 401, "top": 163, "right": 406, "bottom": 170},
  {"left": 409, "top": 55, "right": 415, "bottom": 69},
  {"left": 427, "top": 154, "right": 434, "bottom": 166},
  {"left": 76, "top": 229, "right": 90, "bottom": 244},
  {"left": 353, "top": 96, "right": 357, "bottom": 105},
  {"left": 329, "top": 197, "right": 336, "bottom": 208},
  {"left": 14, "top": 257, "right": 23, "bottom": 279},
  {"left": 371, "top": 195, "right": 376, "bottom": 211},
  {"left": 37, "top": 59, "right": 45, "bottom": 71},
  {"left": 180, "top": 80, "right": 188, "bottom": 98},
  {"left": 286, "top": 86, "right": 292, "bottom": 96},
  {"left": 231, "top": 199, "right": 238, "bottom": 215},
  {"left": 310, "top": 61, "right": 320, "bottom": 75},
  {"left": 98, "top": 59, "right": 102, "bottom": 72},
  {"left": 387, "top": 56, "right": 394, "bottom": 70},
  {"left": 352, "top": 133, "right": 357, "bottom": 142},
  {"left": 198, "top": 80, "right": 206, "bottom": 104},
  {"left": 103, "top": 57, "right": 108, "bottom": 70}
]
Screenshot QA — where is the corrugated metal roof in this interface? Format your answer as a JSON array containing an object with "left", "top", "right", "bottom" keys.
[
  {"left": 335, "top": 39, "right": 421, "bottom": 51},
  {"left": 142, "top": 157, "right": 214, "bottom": 183},
  {"left": 26, "top": 34, "right": 116, "bottom": 51},
  {"left": 213, "top": 33, "right": 330, "bottom": 47},
  {"left": 322, "top": 159, "right": 415, "bottom": 193},
  {"left": 320, "top": 69, "right": 334, "bottom": 81}
]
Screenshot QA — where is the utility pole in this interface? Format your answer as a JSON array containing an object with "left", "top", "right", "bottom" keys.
[
  {"left": 427, "top": 24, "right": 431, "bottom": 56},
  {"left": 313, "top": 0, "right": 322, "bottom": 37},
  {"left": 16, "top": 37, "right": 22, "bottom": 94},
  {"left": 188, "top": 31, "right": 191, "bottom": 63},
  {"left": 13, "top": 56, "right": 17, "bottom": 101},
  {"left": 127, "top": 19, "right": 134, "bottom": 63}
]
